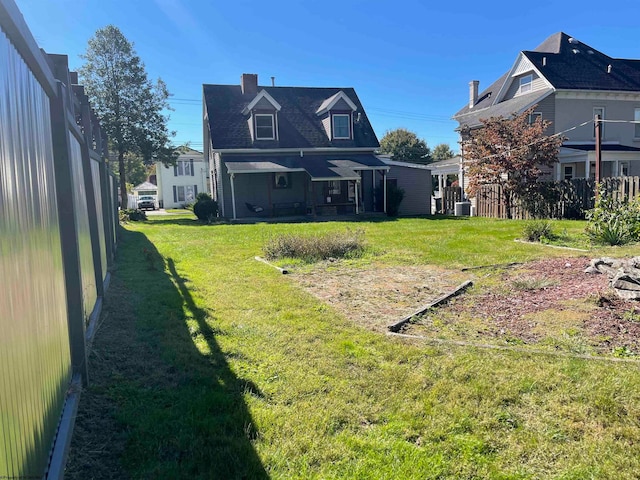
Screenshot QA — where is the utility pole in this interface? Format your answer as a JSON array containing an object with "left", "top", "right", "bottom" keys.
[{"left": 594, "top": 114, "right": 602, "bottom": 199}]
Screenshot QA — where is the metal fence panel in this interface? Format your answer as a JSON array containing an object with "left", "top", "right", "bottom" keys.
[
  {"left": 0, "top": 27, "right": 72, "bottom": 477},
  {"left": 68, "top": 133, "right": 98, "bottom": 322},
  {"left": 91, "top": 158, "right": 107, "bottom": 278}
]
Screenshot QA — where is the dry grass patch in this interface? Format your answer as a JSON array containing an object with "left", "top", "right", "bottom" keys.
[{"left": 291, "top": 262, "right": 468, "bottom": 332}]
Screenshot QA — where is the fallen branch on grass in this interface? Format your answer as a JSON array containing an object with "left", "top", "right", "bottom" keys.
[
  {"left": 255, "top": 256, "right": 289, "bottom": 274},
  {"left": 387, "top": 280, "right": 473, "bottom": 332},
  {"left": 461, "top": 262, "right": 522, "bottom": 272}
]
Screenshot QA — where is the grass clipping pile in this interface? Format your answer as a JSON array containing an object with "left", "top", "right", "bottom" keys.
[{"left": 291, "top": 256, "right": 640, "bottom": 357}]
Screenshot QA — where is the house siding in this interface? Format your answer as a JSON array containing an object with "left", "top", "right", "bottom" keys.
[
  {"left": 157, "top": 153, "right": 208, "bottom": 209},
  {"left": 554, "top": 96, "right": 640, "bottom": 145},
  {"left": 331, "top": 98, "right": 353, "bottom": 111},
  {"left": 386, "top": 164, "right": 431, "bottom": 215},
  {"left": 503, "top": 72, "right": 547, "bottom": 101},
  {"left": 321, "top": 114, "right": 331, "bottom": 139}
]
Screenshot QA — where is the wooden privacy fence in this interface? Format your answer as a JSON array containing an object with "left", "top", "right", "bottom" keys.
[
  {"left": 0, "top": 1, "right": 117, "bottom": 478},
  {"left": 442, "top": 186, "right": 463, "bottom": 213},
  {"left": 475, "top": 177, "right": 640, "bottom": 220}
]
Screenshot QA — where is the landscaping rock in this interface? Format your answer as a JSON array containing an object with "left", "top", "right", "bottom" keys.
[{"left": 586, "top": 257, "right": 640, "bottom": 300}]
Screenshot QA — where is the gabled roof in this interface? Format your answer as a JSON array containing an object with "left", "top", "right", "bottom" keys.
[
  {"left": 241, "top": 89, "right": 282, "bottom": 115},
  {"left": 453, "top": 32, "right": 640, "bottom": 125},
  {"left": 316, "top": 91, "right": 357, "bottom": 115},
  {"left": 204, "top": 84, "right": 379, "bottom": 150}
]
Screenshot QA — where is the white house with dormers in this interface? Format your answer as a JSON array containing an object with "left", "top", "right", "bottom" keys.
[
  {"left": 156, "top": 148, "right": 208, "bottom": 208},
  {"left": 454, "top": 32, "right": 640, "bottom": 181}
]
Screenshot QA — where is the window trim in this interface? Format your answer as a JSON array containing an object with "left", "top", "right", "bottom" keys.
[
  {"left": 255, "top": 113, "right": 275, "bottom": 140},
  {"left": 332, "top": 113, "right": 351, "bottom": 139},
  {"left": 273, "top": 172, "right": 291, "bottom": 189},
  {"left": 620, "top": 161, "right": 629, "bottom": 177},
  {"left": 518, "top": 74, "right": 533, "bottom": 95},
  {"left": 528, "top": 112, "right": 542, "bottom": 124},
  {"left": 634, "top": 108, "right": 640, "bottom": 139},
  {"left": 563, "top": 165, "right": 574, "bottom": 181}
]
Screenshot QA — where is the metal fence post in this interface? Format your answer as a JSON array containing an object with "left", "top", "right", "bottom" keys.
[{"left": 49, "top": 79, "right": 89, "bottom": 385}]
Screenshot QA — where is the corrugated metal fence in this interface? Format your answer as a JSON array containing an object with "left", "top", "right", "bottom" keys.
[
  {"left": 475, "top": 177, "right": 640, "bottom": 219},
  {"left": 0, "top": 1, "right": 118, "bottom": 478}
]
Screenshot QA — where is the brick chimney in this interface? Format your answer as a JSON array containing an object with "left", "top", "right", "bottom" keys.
[
  {"left": 241, "top": 73, "right": 258, "bottom": 95},
  {"left": 469, "top": 80, "right": 479, "bottom": 108}
]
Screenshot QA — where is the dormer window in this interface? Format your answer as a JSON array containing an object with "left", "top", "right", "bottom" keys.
[
  {"left": 518, "top": 74, "right": 533, "bottom": 94},
  {"left": 242, "top": 89, "right": 282, "bottom": 142},
  {"left": 332, "top": 114, "right": 351, "bottom": 139},
  {"left": 316, "top": 90, "right": 358, "bottom": 140},
  {"left": 255, "top": 114, "right": 275, "bottom": 140}
]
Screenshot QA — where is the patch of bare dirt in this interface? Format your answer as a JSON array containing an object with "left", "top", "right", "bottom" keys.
[
  {"left": 290, "top": 257, "right": 640, "bottom": 354},
  {"left": 292, "top": 263, "right": 467, "bottom": 332}
]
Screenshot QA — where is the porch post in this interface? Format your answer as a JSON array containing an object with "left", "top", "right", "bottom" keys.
[
  {"left": 438, "top": 174, "right": 444, "bottom": 196},
  {"left": 585, "top": 157, "right": 590, "bottom": 179},
  {"left": 355, "top": 179, "right": 360, "bottom": 214},
  {"left": 230, "top": 172, "right": 237, "bottom": 220},
  {"left": 458, "top": 157, "right": 465, "bottom": 199},
  {"left": 383, "top": 171, "right": 387, "bottom": 214},
  {"left": 372, "top": 171, "right": 376, "bottom": 211}
]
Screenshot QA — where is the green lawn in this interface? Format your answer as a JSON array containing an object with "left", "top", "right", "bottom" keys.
[{"left": 67, "top": 216, "right": 640, "bottom": 479}]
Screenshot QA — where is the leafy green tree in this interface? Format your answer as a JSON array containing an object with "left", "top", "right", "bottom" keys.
[
  {"left": 461, "top": 106, "right": 564, "bottom": 219},
  {"left": 379, "top": 128, "right": 431, "bottom": 164},
  {"left": 432, "top": 143, "right": 455, "bottom": 162},
  {"left": 80, "top": 25, "right": 177, "bottom": 207}
]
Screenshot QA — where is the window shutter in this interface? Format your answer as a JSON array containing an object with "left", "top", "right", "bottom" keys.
[
  {"left": 174, "top": 164, "right": 178, "bottom": 176},
  {"left": 194, "top": 184, "right": 198, "bottom": 196},
  {"left": 190, "top": 159, "right": 194, "bottom": 176},
  {"left": 173, "top": 186, "right": 177, "bottom": 203}
]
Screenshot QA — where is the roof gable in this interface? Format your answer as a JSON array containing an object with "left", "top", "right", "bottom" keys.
[
  {"left": 454, "top": 32, "right": 640, "bottom": 124},
  {"left": 241, "top": 89, "right": 282, "bottom": 115},
  {"left": 316, "top": 91, "right": 357, "bottom": 115}
]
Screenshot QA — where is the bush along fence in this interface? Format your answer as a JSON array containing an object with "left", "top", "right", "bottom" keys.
[
  {"left": 475, "top": 177, "right": 640, "bottom": 220},
  {"left": 0, "top": 1, "right": 118, "bottom": 478}
]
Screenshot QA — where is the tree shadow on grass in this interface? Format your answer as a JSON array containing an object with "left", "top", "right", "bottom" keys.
[{"left": 66, "top": 228, "right": 268, "bottom": 479}]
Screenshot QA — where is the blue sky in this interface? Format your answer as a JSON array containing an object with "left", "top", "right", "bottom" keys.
[{"left": 15, "top": 0, "right": 640, "bottom": 153}]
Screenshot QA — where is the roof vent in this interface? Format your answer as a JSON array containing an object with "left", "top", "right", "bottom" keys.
[
  {"left": 587, "top": 50, "right": 595, "bottom": 54},
  {"left": 542, "top": 56, "right": 547, "bottom": 66},
  {"left": 607, "top": 64, "right": 612, "bottom": 74},
  {"left": 568, "top": 37, "right": 580, "bottom": 44},
  {"left": 572, "top": 48, "right": 580, "bottom": 54}
]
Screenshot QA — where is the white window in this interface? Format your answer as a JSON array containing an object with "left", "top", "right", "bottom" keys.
[
  {"left": 328, "top": 180, "right": 341, "bottom": 194},
  {"left": 332, "top": 114, "right": 351, "bottom": 139},
  {"left": 255, "top": 114, "right": 275, "bottom": 140},
  {"left": 620, "top": 162, "right": 629, "bottom": 176},
  {"left": 634, "top": 108, "right": 640, "bottom": 138},
  {"left": 177, "top": 186, "right": 185, "bottom": 202},
  {"left": 174, "top": 160, "right": 192, "bottom": 176},
  {"left": 518, "top": 74, "right": 533, "bottom": 94},
  {"left": 594, "top": 107, "right": 605, "bottom": 138},
  {"left": 528, "top": 112, "right": 542, "bottom": 124},
  {"left": 564, "top": 165, "right": 574, "bottom": 180}
]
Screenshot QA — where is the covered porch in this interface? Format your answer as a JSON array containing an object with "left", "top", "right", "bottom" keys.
[
  {"left": 556, "top": 144, "right": 640, "bottom": 180},
  {"left": 223, "top": 154, "right": 390, "bottom": 220}
]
